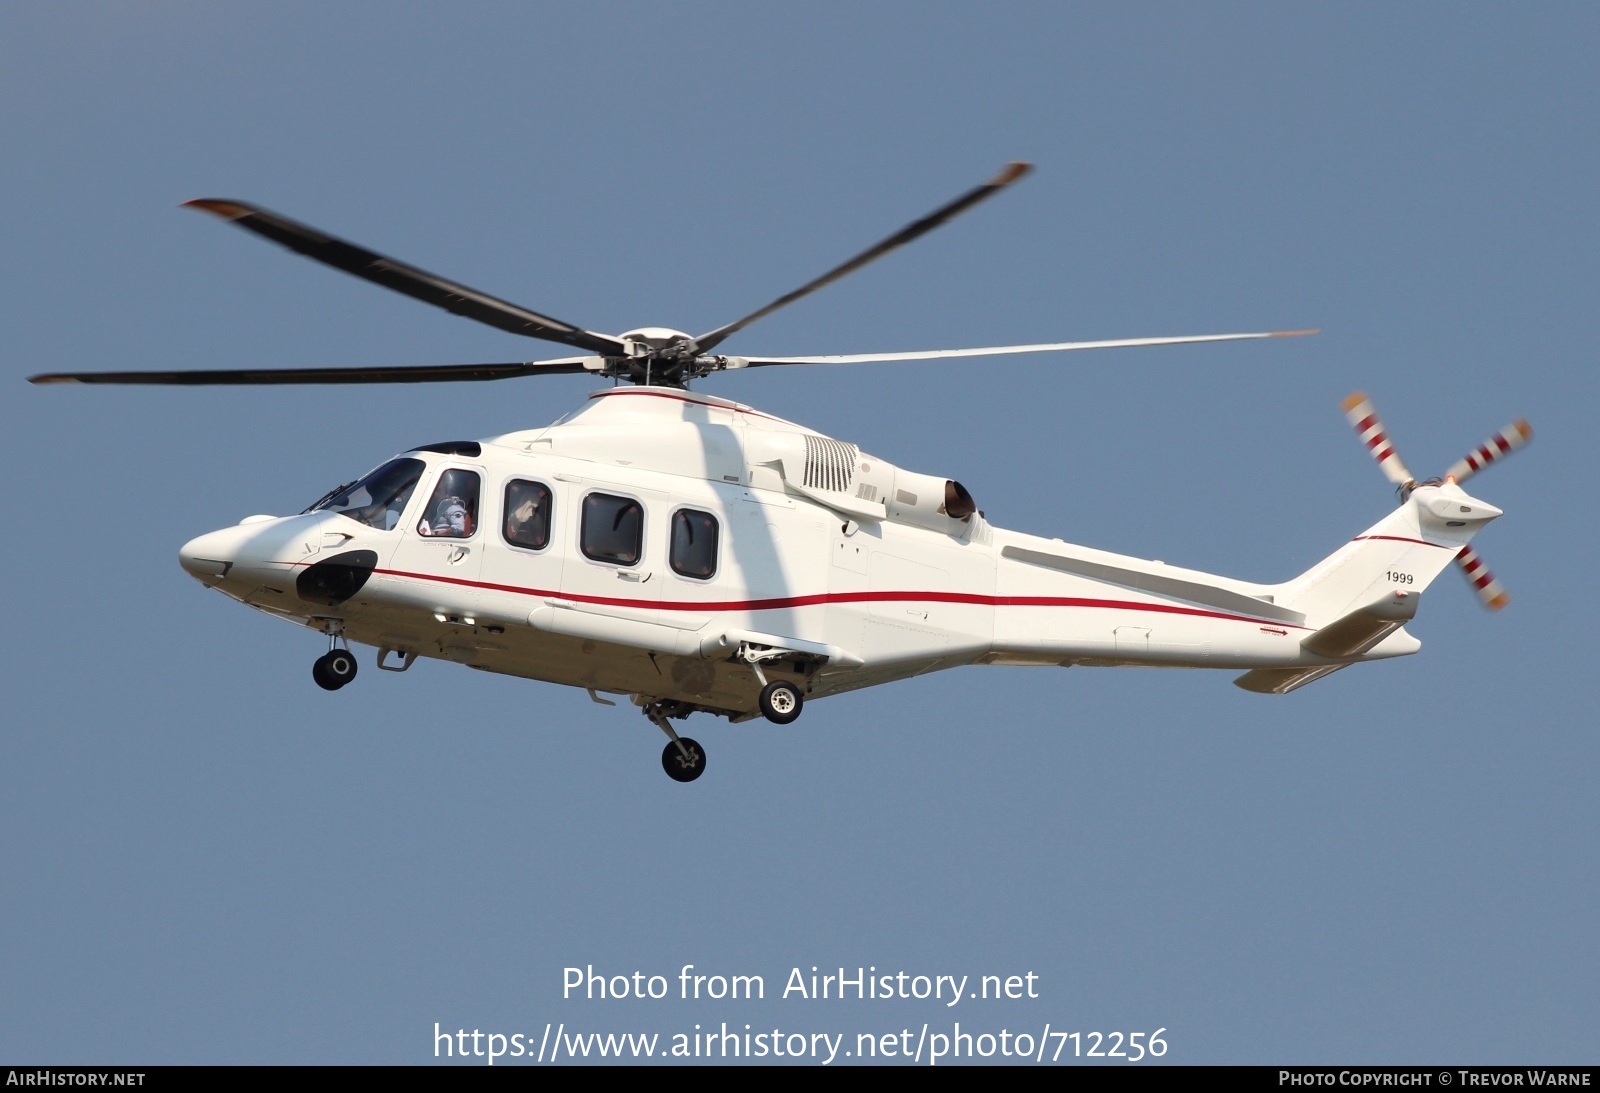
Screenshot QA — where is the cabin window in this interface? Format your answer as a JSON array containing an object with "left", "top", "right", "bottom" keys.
[
  {"left": 417, "top": 468, "right": 480, "bottom": 538},
  {"left": 670, "top": 509, "right": 719, "bottom": 580},
  {"left": 503, "top": 479, "right": 553, "bottom": 551},
  {"left": 312, "top": 457, "right": 425, "bottom": 532},
  {"left": 581, "top": 493, "right": 643, "bottom": 566}
]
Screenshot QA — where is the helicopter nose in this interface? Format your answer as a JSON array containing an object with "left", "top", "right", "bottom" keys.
[{"left": 179, "top": 527, "right": 242, "bottom": 583}]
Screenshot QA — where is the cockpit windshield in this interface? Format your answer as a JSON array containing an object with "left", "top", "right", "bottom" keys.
[{"left": 311, "top": 457, "right": 425, "bottom": 531}]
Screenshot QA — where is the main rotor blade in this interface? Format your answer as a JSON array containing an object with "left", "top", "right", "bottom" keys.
[
  {"left": 29, "top": 358, "right": 597, "bottom": 386},
  {"left": 1341, "top": 391, "right": 1415, "bottom": 487},
  {"left": 1444, "top": 418, "right": 1533, "bottom": 485},
  {"left": 731, "top": 329, "right": 1316, "bottom": 367},
  {"left": 694, "top": 162, "right": 1033, "bottom": 354},
  {"left": 184, "top": 200, "right": 627, "bottom": 357}
]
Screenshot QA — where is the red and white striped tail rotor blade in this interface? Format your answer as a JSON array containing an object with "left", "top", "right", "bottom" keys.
[
  {"left": 1456, "top": 545, "right": 1510, "bottom": 611},
  {"left": 1444, "top": 418, "right": 1533, "bottom": 485},
  {"left": 1341, "top": 391, "right": 1415, "bottom": 486}
]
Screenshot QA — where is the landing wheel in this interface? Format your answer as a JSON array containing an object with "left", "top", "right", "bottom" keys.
[
  {"left": 313, "top": 649, "right": 358, "bottom": 691},
  {"left": 661, "top": 738, "right": 706, "bottom": 783},
  {"left": 758, "top": 680, "right": 803, "bottom": 724}
]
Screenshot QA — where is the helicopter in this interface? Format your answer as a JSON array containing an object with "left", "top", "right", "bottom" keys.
[{"left": 30, "top": 163, "right": 1530, "bottom": 782}]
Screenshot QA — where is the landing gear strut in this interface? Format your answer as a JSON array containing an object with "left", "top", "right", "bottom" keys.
[
  {"left": 644, "top": 702, "right": 705, "bottom": 783},
  {"left": 312, "top": 620, "right": 358, "bottom": 691}
]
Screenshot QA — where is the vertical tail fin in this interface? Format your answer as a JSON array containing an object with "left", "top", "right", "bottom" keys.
[{"left": 1270, "top": 482, "right": 1501, "bottom": 628}]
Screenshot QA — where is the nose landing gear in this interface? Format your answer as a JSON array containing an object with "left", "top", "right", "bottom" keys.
[
  {"left": 313, "top": 648, "right": 359, "bottom": 691},
  {"left": 312, "top": 619, "right": 358, "bottom": 691}
]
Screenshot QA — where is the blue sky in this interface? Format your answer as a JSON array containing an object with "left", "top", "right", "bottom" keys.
[{"left": 3, "top": 3, "right": 1596, "bottom": 1065}]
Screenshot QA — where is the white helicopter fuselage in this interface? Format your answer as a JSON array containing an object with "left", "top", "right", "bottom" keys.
[
  {"left": 37, "top": 169, "right": 1525, "bottom": 779},
  {"left": 178, "top": 385, "right": 1501, "bottom": 718}
]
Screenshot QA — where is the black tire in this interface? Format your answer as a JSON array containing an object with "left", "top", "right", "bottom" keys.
[
  {"left": 323, "top": 648, "right": 358, "bottom": 687},
  {"left": 312, "top": 653, "right": 341, "bottom": 691},
  {"left": 758, "top": 680, "right": 803, "bottom": 725},
  {"left": 661, "top": 738, "right": 706, "bottom": 783}
]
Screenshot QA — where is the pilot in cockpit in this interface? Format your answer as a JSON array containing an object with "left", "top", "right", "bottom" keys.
[
  {"left": 416, "top": 468, "right": 479, "bottom": 538},
  {"left": 423, "top": 495, "right": 471, "bottom": 537}
]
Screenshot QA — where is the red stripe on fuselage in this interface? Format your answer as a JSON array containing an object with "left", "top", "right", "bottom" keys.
[{"left": 317, "top": 563, "right": 1312, "bottom": 629}]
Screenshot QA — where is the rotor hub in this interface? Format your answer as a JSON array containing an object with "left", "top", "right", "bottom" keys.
[
  {"left": 618, "top": 327, "right": 697, "bottom": 356},
  {"left": 608, "top": 327, "right": 722, "bottom": 386}
]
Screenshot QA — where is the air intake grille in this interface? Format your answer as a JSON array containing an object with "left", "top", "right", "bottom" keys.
[{"left": 803, "top": 435, "right": 857, "bottom": 492}]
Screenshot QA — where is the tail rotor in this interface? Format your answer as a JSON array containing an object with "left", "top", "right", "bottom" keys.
[
  {"left": 1455, "top": 544, "right": 1511, "bottom": 612},
  {"left": 1342, "top": 391, "right": 1531, "bottom": 611},
  {"left": 1444, "top": 419, "right": 1534, "bottom": 486},
  {"left": 1341, "top": 391, "right": 1417, "bottom": 491}
]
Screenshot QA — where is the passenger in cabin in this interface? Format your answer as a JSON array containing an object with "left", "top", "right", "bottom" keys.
[
  {"left": 503, "top": 479, "right": 552, "bottom": 550},
  {"left": 506, "top": 496, "right": 541, "bottom": 542}
]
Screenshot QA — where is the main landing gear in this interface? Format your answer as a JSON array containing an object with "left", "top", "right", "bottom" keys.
[
  {"left": 742, "top": 647, "right": 805, "bottom": 725},
  {"left": 644, "top": 702, "right": 705, "bottom": 783},
  {"left": 748, "top": 684, "right": 800, "bottom": 726},
  {"left": 312, "top": 620, "right": 358, "bottom": 691},
  {"left": 758, "top": 680, "right": 803, "bottom": 725}
]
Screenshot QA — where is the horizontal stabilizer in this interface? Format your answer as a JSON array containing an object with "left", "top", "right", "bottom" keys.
[
  {"left": 1299, "top": 591, "right": 1418, "bottom": 659},
  {"left": 1235, "top": 592, "right": 1418, "bottom": 694},
  {"left": 1233, "top": 664, "right": 1349, "bottom": 695}
]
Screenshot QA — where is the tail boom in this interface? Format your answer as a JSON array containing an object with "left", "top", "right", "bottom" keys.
[{"left": 980, "top": 482, "right": 1503, "bottom": 688}]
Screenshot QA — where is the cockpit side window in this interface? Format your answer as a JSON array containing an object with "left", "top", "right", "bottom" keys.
[
  {"left": 417, "top": 468, "right": 481, "bottom": 538},
  {"left": 670, "top": 509, "right": 719, "bottom": 580},
  {"left": 581, "top": 493, "right": 643, "bottom": 565},
  {"left": 503, "top": 479, "right": 553, "bottom": 551},
  {"left": 313, "top": 457, "right": 425, "bottom": 531}
]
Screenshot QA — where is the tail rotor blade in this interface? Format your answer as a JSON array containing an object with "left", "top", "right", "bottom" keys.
[
  {"left": 1342, "top": 392, "right": 1415, "bottom": 487},
  {"left": 1456, "top": 545, "right": 1510, "bottom": 611},
  {"left": 1445, "top": 419, "right": 1533, "bottom": 485}
]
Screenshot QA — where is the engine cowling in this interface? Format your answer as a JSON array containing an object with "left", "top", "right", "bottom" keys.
[
  {"left": 744, "top": 429, "right": 977, "bottom": 532},
  {"left": 887, "top": 469, "right": 976, "bottom": 530}
]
